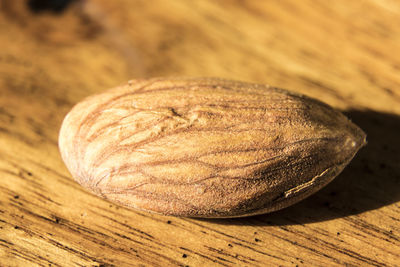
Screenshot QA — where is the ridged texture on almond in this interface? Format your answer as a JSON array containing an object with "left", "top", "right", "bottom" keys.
[{"left": 59, "top": 77, "right": 366, "bottom": 218}]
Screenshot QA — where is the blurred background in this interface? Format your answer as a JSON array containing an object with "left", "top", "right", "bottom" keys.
[
  {"left": 2, "top": 0, "right": 399, "bottom": 111},
  {"left": 1, "top": 0, "right": 400, "bottom": 266}
]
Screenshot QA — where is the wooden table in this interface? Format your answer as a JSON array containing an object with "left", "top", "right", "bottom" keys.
[{"left": 1, "top": 1, "right": 399, "bottom": 266}]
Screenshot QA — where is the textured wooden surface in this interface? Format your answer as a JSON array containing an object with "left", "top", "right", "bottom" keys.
[{"left": 1, "top": 0, "right": 399, "bottom": 266}]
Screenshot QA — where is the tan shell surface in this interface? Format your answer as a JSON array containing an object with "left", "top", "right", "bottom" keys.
[{"left": 59, "top": 77, "right": 366, "bottom": 218}]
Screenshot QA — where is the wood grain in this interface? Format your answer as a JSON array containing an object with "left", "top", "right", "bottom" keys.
[{"left": 1, "top": 0, "right": 399, "bottom": 266}]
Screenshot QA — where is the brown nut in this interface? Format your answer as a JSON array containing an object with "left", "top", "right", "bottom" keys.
[{"left": 59, "top": 77, "right": 366, "bottom": 218}]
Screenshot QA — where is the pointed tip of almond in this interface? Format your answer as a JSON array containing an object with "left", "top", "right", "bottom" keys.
[{"left": 346, "top": 120, "right": 367, "bottom": 154}]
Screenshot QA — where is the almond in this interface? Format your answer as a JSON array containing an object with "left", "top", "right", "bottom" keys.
[{"left": 59, "top": 77, "right": 366, "bottom": 218}]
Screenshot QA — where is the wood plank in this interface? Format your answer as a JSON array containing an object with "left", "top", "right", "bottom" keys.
[{"left": 1, "top": 0, "right": 399, "bottom": 266}]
